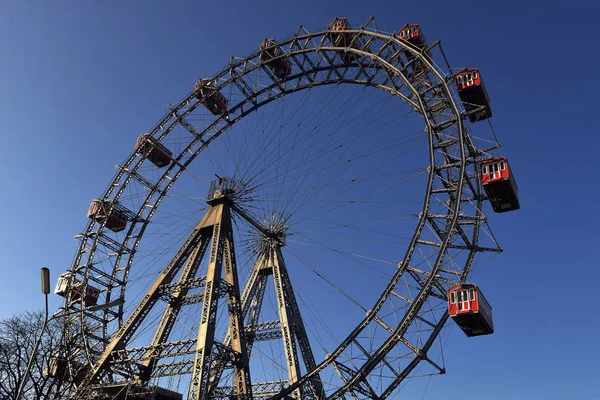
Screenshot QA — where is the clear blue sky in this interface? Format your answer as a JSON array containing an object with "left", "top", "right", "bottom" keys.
[{"left": 1, "top": 1, "right": 599, "bottom": 399}]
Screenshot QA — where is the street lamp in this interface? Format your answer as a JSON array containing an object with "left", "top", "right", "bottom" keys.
[
  {"left": 15, "top": 268, "right": 124, "bottom": 399},
  {"left": 16, "top": 267, "right": 51, "bottom": 400}
]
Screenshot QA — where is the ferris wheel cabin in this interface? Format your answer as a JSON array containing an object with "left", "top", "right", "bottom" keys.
[
  {"left": 194, "top": 79, "right": 228, "bottom": 116},
  {"left": 44, "top": 355, "right": 87, "bottom": 383},
  {"left": 328, "top": 17, "right": 359, "bottom": 62},
  {"left": 448, "top": 284, "right": 494, "bottom": 337},
  {"left": 481, "top": 157, "right": 520, "bottom": 213},
  {"left": 54, "top": 272, "right": 101, "bottom": 306},
  {"left": 260, "top": 38, "right": 292, "bottom": 79},
  {"left": 328, "top": 17, "right": 352, "bottom": 40},
  {"left": 87, "top": 199, "right": 128, "bottom": 232},
  {"left": 135, "top": 134, "right": 172, "bottom": 168},
  {"left": 394, "top": 24, "right": 431, "bottom": 75},
  {"left": 455, "top": 68, "right": 492, "bottom": 122},
  {"left": 396, "top": 24, "right": 429, "bottom": 53}
]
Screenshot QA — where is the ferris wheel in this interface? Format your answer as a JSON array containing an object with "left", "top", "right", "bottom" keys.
[{"left": 48, "top": 17, "right": 520, "bottom": 400}]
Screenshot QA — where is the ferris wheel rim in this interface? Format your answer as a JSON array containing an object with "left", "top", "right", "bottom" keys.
[{"left": 63, "top": 23, "right": 490, "bottom": 399}]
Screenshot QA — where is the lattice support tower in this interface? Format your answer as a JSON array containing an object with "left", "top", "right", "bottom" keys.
[{"left": 72, "top": 185, "right": 253, "bottom": 400}]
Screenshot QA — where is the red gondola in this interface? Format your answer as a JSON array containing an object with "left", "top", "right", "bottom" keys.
[
  {"left": 455, "top": 68, "right": 492, "bottom": 122},
  {"left": 194, "top": 79, "right": 228, "bottom": 116},
  {"left": 87, "top": 199, "right": 128, "bottom": 232},
  {"left": 396, "top": 24, "right": 428, "bottom": 52},
  {"left": 328, "top": 17, "right": 359, "bottom": 62},
  {"left": 260, "top": 38, "right": 292, "bottom": 79},
  {"left": 481, "top": 157, "right": 520, "bottom": 213},
  {"left": 135, "top": 134, "right": 172, "bottom": 168},
  {"left": 395, "top": 24, "right": 431, "bottom": 74},
  {"left": 448, "top": 284, "right": 494, "bottom": 337},
  {"left": 329, "top": 17, "right": 351, "bottom": 35},
  {"left": 54, "top": 272, "right": 101, "bottom": 306}
]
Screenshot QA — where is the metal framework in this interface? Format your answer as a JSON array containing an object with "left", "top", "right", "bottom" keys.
[{"left": 53, "top": 17, "right": 503, "bottom": 400}]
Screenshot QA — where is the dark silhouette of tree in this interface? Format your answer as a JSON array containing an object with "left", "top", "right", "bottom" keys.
[{"left": 0, "top": 310, "right": 68, "bottom": 399}]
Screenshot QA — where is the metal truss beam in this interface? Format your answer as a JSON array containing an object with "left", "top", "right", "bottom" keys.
[
  {"left": 189, "top": 201, "right": 252, "bottom": 400},
  {"left": 332, "top": 361, "right": 378, "bottom": 399},
  {"left": 270, "top": 245, "right": 303, "bottom": 399},
  {"left": 113, "top": 339, "right": 197, "bottom": 364},
  {"left": 247, "top": 320, "right": 282, "bottom": 342},
  {"left": 206, "top": 254, "right": 269, "bottom": 396},
  {"left": 213, "top": 381, "right": 288, "bottom": 400}
]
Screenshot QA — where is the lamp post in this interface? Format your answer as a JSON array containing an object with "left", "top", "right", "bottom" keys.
[{"left": 16, "top": 267, "right": 51, "bottom": 400}]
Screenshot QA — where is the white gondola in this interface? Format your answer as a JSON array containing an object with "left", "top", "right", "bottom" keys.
[{"left": 54, "top": 272, "right": 101, "bottom": 306}]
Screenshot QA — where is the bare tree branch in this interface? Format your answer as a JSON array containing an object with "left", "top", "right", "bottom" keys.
[{"left": 0, "top": 310, "right": 69, "bottom": 400}]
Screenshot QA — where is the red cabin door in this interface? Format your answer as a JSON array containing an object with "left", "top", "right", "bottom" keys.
[{"left": 457, "top": 289, "right": 470, "bottom": 312}]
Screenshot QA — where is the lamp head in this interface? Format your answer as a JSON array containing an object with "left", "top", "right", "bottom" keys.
[{"left": 40, "top": 268, "right": 50, "bottom": 295}]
